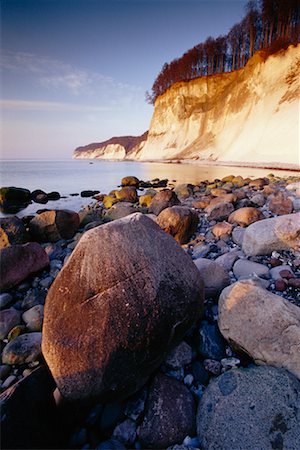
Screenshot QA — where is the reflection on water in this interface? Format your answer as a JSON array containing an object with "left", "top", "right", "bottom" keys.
[{"left": 0, "top": 159, "right": 299, "bottom": 218}]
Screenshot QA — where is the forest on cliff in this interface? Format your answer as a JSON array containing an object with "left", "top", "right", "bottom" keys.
[{"left": 147, "top": 0, "right": 300, "bottom": 103}]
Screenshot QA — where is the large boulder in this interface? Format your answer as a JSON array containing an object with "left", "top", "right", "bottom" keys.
[
  {"left": 242, "top": 212, "right": 300, "bottom": 256},
  {"left": 0, "top": 366, "right": 65, "bottom": 449},
  {"left": 0, "top": 243, "right": 49, "bottom": 290},
  {"left": 0, "top": 216, "right": 29, "bottom": 249},
  {"left": 138, "top": 374, "right": 196, "bottom": 449},
  {"left": 0, "top": 187, "right": 31, "bottom": 213},
  {"left": 197, "top": 366, "right": 300, "bottom": 450},
  {"left": 29, "top": 210, "right": 80, "bottom": 242},
  {"left": 115, "top": 187, "right": 138, "bottom": 203},
  {"left": 218, "top": 280, "right": 300, "bottom": 379},
  {"left": 149, "top": 189, "right": 180, "bottom": 216},
  {"left": 42, "top": 213, "right": 204, "bottom": 402},
  {"left": 157, "top": 206, "right": 199, "bottom": 244}
]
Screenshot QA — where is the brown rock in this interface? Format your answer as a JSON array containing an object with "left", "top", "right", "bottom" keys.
[
  {"left": 218, "top": 280, "right": 300, "bottom": 379},
  {"left": 288, "top": 278, "right": 300, "bottom": 288},
  {"left": 42, "top": 213, "right": 204, "bottom": 402},
  {"left": 210, "top": 188, "right": 228, "bottom": 197},
  {"left": 149, "top": 189, "right": 180, "bottom": 215},
  {"left": 121, "top": 176, "right": 139, "bottom": 187},
  {"left": 157, "top": 206, "right": 199, "bottom": 244},
  {"left": 0, "top": 243, "right": 49, "bottom": 290},
  {"left": 212, "top": 222, "right": 233, "bottom": 238},
  {"left": 174, "top": 184, "right": 194, "bottom": 199},
  {"left": 115, "top": 187, "right": 138, "bottom": 203},
  {"left": 138, "top": 374, "right": 196, "bottom": 449},
  {"left": 228, "top": 207, "right": 264, "bottom": 227},
  {"left": 105, "top": 202, "right": 137, "bottom": 221},
  {"left": 139, "top": 194, "right": 155, "bottom": 208},
  {"left": 249, "top": 178, "right": 269, "bottom": 189},
  {"left": 208, "top": 193, "right": 237, "bottom": 207},
  {"left": 275, "top": 279, "right": 287, "bottom": 291},
  {"left": 29, "top": 210, "right": 80, "bottom": 242},
  {"left": 205, "top": 202, "right": 234, "bottom": 222},
  {"left": 268, "top": 191, "right": 293, "bottom": 215},
  {"left": 192, "top": 196, "right": 211, "bottom": 209},
  {"left": 0, "top": 216, "right": 29, "bottom": 249}
]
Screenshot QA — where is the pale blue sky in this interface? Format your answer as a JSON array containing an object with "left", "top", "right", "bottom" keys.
[{"left": 1, "top": 0, "right": 247, "bottom": 159}]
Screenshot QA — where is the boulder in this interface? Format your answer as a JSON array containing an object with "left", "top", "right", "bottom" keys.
[
  {"left": 42, "top": 213, "right": 204, "bottom": 402},
  {"left": 164, "top": 341, "right": 193, "bottom": 370},
  {"left": 139, "top": 193, "right": 156, "bottom": 208},
  {"left": 138, "top": 374, "right": 196, "bottom": 449},
  {"left": 242, "top": 212, "right": 300, "bottom": 256},
  {"left": 157, "top": 206, "right": 199, "bottom": 244},
  {"left": 215, "top": 251, "right": 239, "bottom": 272},
  {"left": 194, "top": 258, "right": 230, "bottom": 298},
  {"left": 2, "top": 332, "right": 42, "bottom": 365},
  {"left": 268, "top": 191, "right": 293, "bottom": 215},
  {"left": 192, "top": 197, "right": 211, "bottom": 209},
  {"left": 0, "top": 366, "right": 65, "bottom": 449},
  {"left": 22, "top": 305, "right": 44, "bottom": 332},
  {"left": 228, "top": 207, "right": 264, "bottom": 227},
  {"left": 0, "top": 216, "right": 29, "bottom": 249},
  {"left": 249, "top": 177, "right": 269, "bottom": 189},
  {"left": 105, "top": 202, "right": 138, "bottom": 221},
  {"left": 78, "top": 208, "right": 103, "bottom": 227},
  {"left": 218, "top": 280, "right": 300, "bottom": 379},
  {"left": 80, "top": 190, "right": 99, "bottom": 198},
  {"left": 210, "top": 188, "right": 228, "bottom": 197},
  {"left": 29, "top": 210, "right": 80, "bottom": 242},
  {"left": 174, "top": 184, "right": 193, "bottom": 199},
  {"left": 121, "top": 176, "right": 139, "bottom": 187},
  {"left": 0, "top": 242, "right": 49, "bottom": 290},
  {"left": 205, "top": 202, "right": 234, "bottom": 222},
  {"left": 115, "top": 187, "right": 138, "bottom": 203},
  {"left": 197, "top": 366, "right": 300, "bottom": 450},
  {"left": 103, "top": 195, "right": 119, "bottom": 209},
  {"left": 149, "top": 189, "right": 180, "bottom": 216},
  {"left": 31, "top": 189, "right": 48, "bottom": 204},
  {"left": 0, "top": 187, "right": 31, "bottom": 213}
]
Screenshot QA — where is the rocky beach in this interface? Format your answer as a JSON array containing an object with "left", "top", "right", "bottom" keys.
[{"left": 0, "top": 171, "right": 300, "bottom": 449}]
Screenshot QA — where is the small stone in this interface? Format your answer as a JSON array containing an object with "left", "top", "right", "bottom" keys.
[
  {"left": 0, "top": 308, "right": 21, "bottom": 340},
  {"left": 7, "top": 325, "right": 26, "bottom": 341},
  {"left": 279, "top": 269, "right": 295, "bottom": 279},
  {"left": 205, "top": 202, "right": 234, "bottom": 222},
  {"left": 39, "top": 276, "right": 54, "bottom": 289},
  {"left": 233, "top": 259, "right": 270, "bottom": 280},
  {"left": 288, "top": 278, "right": 300, "bottom": 288},
  {"left": 113, "top": 419, "right": 137, "bottom": 446},
  {"left": 22, "top": 305, "right": 44, "bottom": 332},
  {"left": 268, "top": 191, "right": 293, "bottom": 215},
  {"left": 0, "top": 293, "right": 13, "bottom": 310},
  {"left": 232, "top": 227, "right": 245, "bottom": 247},
  {"left": 125, "top": 389, "right": 147, "bottom": 421},
  {"left": 203, "top": 359, "right": 221, "bottom": 376},
  {"left": 198, "top": 321, "right": 226, "bottom": 360},
  {"left": 275, "top": 279, "right": 287, "bottom": 291},
  {"left": 194, "top": 258, "right": 230, "bottom": 298},
  {"left": 270, "top": 265, "right": 294, "bottom": 280},
  {"left": 1, "top": 374, "right": 17, "bottom": 390},
  {"left": 0, "top": 364, "right": 11, "bottom": 380},
  {"left": 121, "top": 176, "right": 139, "bottom": 187},
  {"left": 228, "top": 207, "right": 264, "bottom": 227},
  {"left": 165, "top": 341, "right": 193, "bottom": 369},
  {"left": 215, "top": 251, "right": 239, "bottom": 272},
  {"left": 2, "top": 332, "right": 42, "bottom": 365},
  {"left": 192, "top": 244, "right": 210, "bottom": 259},
  {"left": 68, "top": 428, "right": 87, "bottom": 448},
  {"left": 183, "top": 374, "right": 194, "bottom": 386},
  {"left": 212, "top": 222, "right": 233, "bottom": 238},
  {"left": 221, "top": 357, "right": 240, "bottom": 370}
]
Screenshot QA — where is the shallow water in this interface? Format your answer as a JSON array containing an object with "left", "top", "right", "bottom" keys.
[{"left": 0, "top": 159, "right": 298, "bottom": 217}]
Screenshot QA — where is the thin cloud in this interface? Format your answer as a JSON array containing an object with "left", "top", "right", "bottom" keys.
[{"left": 0, "top": 99, "right": 115, "bottom": 112}]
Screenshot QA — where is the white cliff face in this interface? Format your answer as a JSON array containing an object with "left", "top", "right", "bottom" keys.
[
  {"left": 133, "top": 44, "right": 299, "bottom": 168},
  {"left": 73, "top": 144, "right": 126, "bottom": 160}
]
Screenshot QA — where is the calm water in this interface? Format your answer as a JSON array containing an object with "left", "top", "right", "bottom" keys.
[{"left": 0, "top": 159, "right": 298, "bottom": 217}]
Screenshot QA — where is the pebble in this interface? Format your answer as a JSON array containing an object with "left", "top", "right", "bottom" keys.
[
  {"left": 232, "top": 227, "right": 245, "bottom": 247},
  {"left": 221, "top": 357, "right": 240, "bottom": 370},
  {"left": 0, "top": 293, "right": 13, "bottom": 310},
  {"left": 22, "top": 305, "right": 44, "bottom": 332},
  {"left": 233, "top": 259, "right": 270, "bottom": 280},
  {"left": 0, "top": 364, "right": 11, "bottom": 380},
  {"left": 2, "top": 332, "right": 42, "bottom": 365},
  {"left": 39, "top": 276, "right": 53, "bottom": 289},
  {"left": 203, "top": 359, "right": 222, "bottom": 376},
  {"left": 165, "top": 341, "right": 193, "bottom": 369},
  {"left": 1, "top": 374, "right": 17, "bottom": 390},
  {"left": 0, "top": 308, "right": 21, "bottom": 340},
  {"left": 270, "top": 265, "right": 295, "bottom": 280}
]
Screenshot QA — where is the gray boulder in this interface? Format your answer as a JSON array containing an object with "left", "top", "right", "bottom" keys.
[
  {"left": 42, "top": 213, "right": 204, "bottom": 402},
  {"left": 197, "top": 366, "right": 300, "bottom": 450}
]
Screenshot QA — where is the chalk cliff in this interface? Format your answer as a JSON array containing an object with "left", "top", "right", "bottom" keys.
[{"left": 73, "top": 45, "right": 299, "bottom": 169}]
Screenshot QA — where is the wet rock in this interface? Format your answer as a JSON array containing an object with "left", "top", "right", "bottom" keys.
[
  {"left": 205, "top": 202, "right": 234, "bottom": 222},
  {"left": 121, "top": 176, "right": 139, "bottom": 187},
  {"left": 115, "top": 187, "right": 138, "bottom": 203},
  {"left": 0, "top": 242, "right": 49, "bottom": 290},
  {"left": 228, "top": 207, "right": 264, "bottom": 227},
  {"left": 194, "top": 258, "right": 230, "bottom": 298},
  {"left": 232, "top": 259, "right": 270, "bottom": 280},
  {"left": 149, "top": 189, "right": 180, "bottom": 215},
  {"left": 165, "top": 341, "right": 193, "bottom": 369},
  {"left": 81, "top": 190, "right": 99, "bottom": 197},
  {"left": 219, "top": 280, "right": 300, "bottom": 379},
  {"left": 268, "top": 191, "right": 293, "bottom": 215},
  {"left": 22, "top": 305, "right": 44, "bottom": 332},
  {"left": 157, "top": 206, "right": 199, "bottom": 244},
  {"left": 197, "top": 366, "right": 300, "bottom": 450},
  {"left": 0, "top": 366, "right": 65, "bottom": 449},
  {"left": 198, "top": 321, "right": 226, "bottom": 360},
  {"left": 0, "top": 309, "right": 21, "bottom": 341},
  {"left": 29, "top": 209, "right": 80, "bottom": 242},
  {"left": 212, "top": 221, "right": 233, "bottom": 238},
  {"left": 2, "top": 332, "right": 42, "bottom": 365},
  {"left": 47, "top": 191, "right": 60, "bottom": 200},
  {"left": 105, "top": 202, "right": 137, "bottom": 221},
  {"left": 0, "top": 187, "right": 31, "bottom": 213},
  {"left": 138, "top": 374, "right": 196, "bottom": 449},
  {"left": 42, "top": 213, "right": 204, "bottom": 402},
  {"left": 0, "top": 216, "right": 29, "bottom": 249},
  {"left": 21, "top": 289, "right": 46, "bottom": 310},
  {"left": 242, "top": 212, "right": 300, "bottom": 256}
]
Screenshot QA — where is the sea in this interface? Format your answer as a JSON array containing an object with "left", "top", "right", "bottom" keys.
[{"left": 0, "top": 159, "right": 298, "bottom": 217}]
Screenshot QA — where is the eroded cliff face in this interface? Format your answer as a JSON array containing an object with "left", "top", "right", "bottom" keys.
[{"left": 130, "top": 45, "right": 299, "bottom": 168}]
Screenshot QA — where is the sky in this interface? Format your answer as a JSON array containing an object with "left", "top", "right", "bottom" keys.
[{"left": 1, "top": 0, "right": 248, "bottom": 159}]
